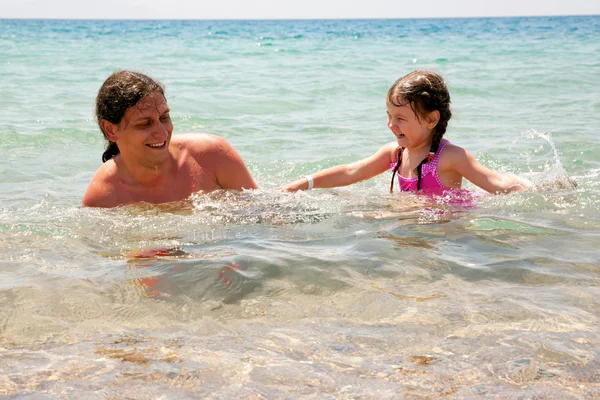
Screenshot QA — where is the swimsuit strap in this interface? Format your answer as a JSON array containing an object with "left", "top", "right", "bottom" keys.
[
  {"left": 422, "top": 140, "right": 449, "bottom": 174},
  {"left": 432, "top": 140, "right": 449, "bottom": 164}
]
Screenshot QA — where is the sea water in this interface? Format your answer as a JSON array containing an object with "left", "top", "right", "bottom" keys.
[{"left": 0, "top": 17, "right": 599, "bottom": 398}]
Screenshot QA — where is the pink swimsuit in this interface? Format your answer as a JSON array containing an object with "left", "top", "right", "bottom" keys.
[{"left": 390, "top": 141, "right": 452, "bottom": 193}]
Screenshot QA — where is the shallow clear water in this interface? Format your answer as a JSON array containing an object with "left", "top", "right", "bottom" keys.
[{"left": 0, "top": 17, "right": 599, "bottom": 398}]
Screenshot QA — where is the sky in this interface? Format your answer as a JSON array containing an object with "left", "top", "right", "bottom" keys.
[{"left": 1, "top": 0, "right": 599, "bottom": 20}]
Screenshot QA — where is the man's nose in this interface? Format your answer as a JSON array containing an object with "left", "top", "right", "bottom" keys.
[{"left": 155, "top": 122, "right": 169, "bottom": 136}]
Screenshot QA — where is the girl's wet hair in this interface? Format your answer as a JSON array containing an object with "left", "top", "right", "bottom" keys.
[
  {"left": 388, "top": 70, "right": 452, "bottom": 192},
  {"left": 95, "top": 70, "right": 165, "bottom": 162}
]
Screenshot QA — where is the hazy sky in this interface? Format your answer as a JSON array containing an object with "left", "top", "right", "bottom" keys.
[{"left": 1, "top": 0, "right": 599, "bottom": 19}]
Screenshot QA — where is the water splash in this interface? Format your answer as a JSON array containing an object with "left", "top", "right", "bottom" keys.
[{"left": 519, "top": 129, "right": 578, "bottom": 191}]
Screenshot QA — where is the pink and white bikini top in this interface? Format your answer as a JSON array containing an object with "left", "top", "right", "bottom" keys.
[{"left": 390, "top": 140, "right": 452, "bottom": 193}]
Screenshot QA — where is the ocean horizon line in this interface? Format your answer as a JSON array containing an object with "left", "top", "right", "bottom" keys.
[{"left": 1, "top": 14, "right": 598, "bottom": 23}]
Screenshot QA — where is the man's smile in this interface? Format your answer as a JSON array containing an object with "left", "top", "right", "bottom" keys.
[{"left": 146, "top": 141, "right": 166, "bottom": 148}]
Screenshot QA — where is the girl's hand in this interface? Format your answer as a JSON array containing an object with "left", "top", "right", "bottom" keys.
[{"left": 276, "top": 178, "right": 309, "bottom": 192}]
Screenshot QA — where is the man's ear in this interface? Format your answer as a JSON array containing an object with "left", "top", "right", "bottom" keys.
[
  {"left": 100, "top": 120, "right": 119, "bottom": 142},
  {"left": 426, "top": 110, "right": 440, "bottom": 130}
]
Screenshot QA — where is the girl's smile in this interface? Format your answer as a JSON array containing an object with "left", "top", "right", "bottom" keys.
[{"left": 386, "top": 101, "right": 435, "bottom": 149}]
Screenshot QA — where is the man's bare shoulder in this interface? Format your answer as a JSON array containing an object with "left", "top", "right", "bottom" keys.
[
  {"left": 173, "top": 134, "right": 241, "bottom": 166},
  {"left": 172, "top": 133, "right": 256, "bottom": 190},
  {"left": 172, "top": 133, "right": 231, "bottom": 153},
  {"left": 81, "top": 161, "right": 121, "bottom": 208}
]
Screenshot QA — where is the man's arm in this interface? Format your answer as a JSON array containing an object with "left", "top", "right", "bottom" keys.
[{"left": 205, "top": 135, "right": 258, "bottom": 190}]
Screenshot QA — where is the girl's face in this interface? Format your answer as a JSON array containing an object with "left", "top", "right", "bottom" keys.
[
  {"left": 386, "top": 100, "right": 438, "bottom": 149},
  {"left": 104, "top": 92, "right": 173, "bottom": 166}
]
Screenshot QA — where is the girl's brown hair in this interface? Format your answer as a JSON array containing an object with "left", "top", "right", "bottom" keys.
[{"left": 388, "top": 70, "right": 452, "bottom": 192}]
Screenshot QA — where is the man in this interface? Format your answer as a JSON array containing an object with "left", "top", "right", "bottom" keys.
[{"left": 83, "top": 71, "right": 257, "bottom": 207}]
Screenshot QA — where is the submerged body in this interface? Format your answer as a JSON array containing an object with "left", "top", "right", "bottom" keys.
[
  {"left": 388, "top": 139, "right": 524, "bottom": 194},
  {"left": 83, "top": 133, "right": 257, "bottom": 208},
  {"left": 280, "top": 125, "right": 526, "bottom": 195}
]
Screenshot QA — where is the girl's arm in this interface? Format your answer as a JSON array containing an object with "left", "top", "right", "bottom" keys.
[
  {"left": 279, "top": 142, "right": 398, "bottom": 192},
  {"left": 446, "top": 146, "right": 529, "bottom": 193}
]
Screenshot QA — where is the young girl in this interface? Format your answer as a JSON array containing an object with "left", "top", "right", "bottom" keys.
[{"left": 279, "top": 70, "right": 528, "bottom": 194}]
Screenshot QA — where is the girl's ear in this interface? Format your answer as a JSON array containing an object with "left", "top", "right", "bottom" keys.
[
  {"left": 100, "top": 120, "right": 119, "bottom": 142},
  {"left": 426, "top": 110, "right": 440, "bottom": 129}
]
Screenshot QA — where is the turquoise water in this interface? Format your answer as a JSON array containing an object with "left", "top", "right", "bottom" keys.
[{"left": 1, "top": 17, "right": 599, "bottom": 398}]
